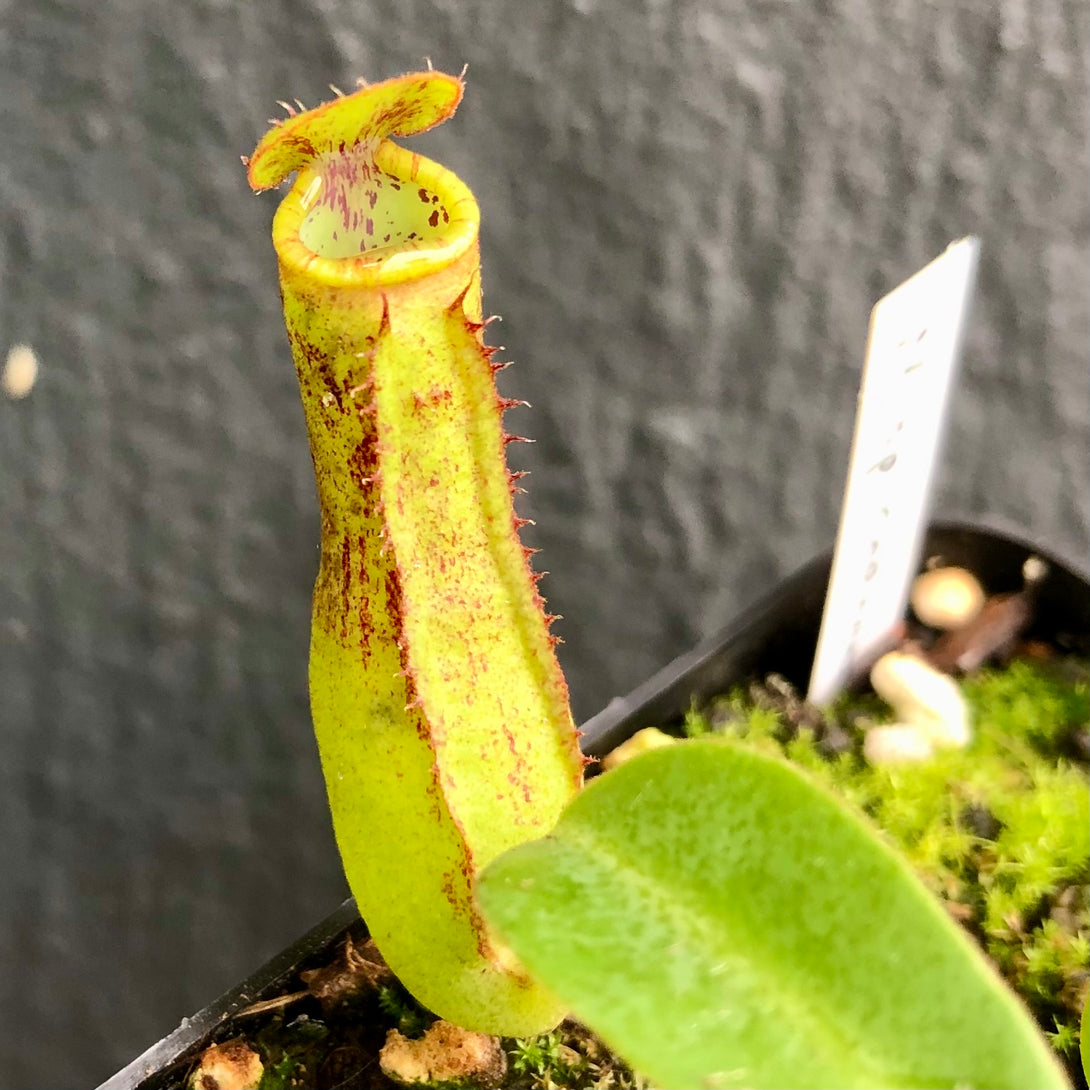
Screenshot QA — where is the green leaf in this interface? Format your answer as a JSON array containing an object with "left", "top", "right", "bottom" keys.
[{"left": 477, "top": 740, "right": 1069, "bottom": 1089}]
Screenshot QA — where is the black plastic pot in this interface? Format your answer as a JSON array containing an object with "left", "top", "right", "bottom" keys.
[
  {"left": 98, "top": 899, "right": 365, "bottom": 1090},
  {"left": 98, "top": 521, "right": 1090, "bottom": 1090}
]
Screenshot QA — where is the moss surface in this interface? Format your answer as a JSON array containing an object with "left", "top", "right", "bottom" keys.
[{"left": 681, "top": 655, "right": 1089, "bottom": 1084}]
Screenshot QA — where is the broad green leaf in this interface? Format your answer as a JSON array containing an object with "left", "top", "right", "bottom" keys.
[{"left": 477, "top": 740, "right": 1069, "bottom": 1089}]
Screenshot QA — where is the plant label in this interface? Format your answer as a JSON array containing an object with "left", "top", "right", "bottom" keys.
[{"left": 807, "top": 237, "right": 981, "bottom": 706}]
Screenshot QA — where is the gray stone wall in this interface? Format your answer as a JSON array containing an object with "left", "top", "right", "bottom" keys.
[{"left": 1, "top": 1, "right": 1086, "bottom": 1083}]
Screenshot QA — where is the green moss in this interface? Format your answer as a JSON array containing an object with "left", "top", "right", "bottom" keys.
[
  {"left": 680, "top": 657, "right": 1089, "bottom": 1080},
  {"left": 1081, "top": 995, "right": 1089, "bottom": 1079},
  {"left": 509, "top": 1031, "right": 580, "bottom": 1084},
  {"left": 504, "top": 1021, "right": 649, "bottom": 1089},
  {"left": 377, "top": 981, "right": 437, "bottom": 1040},
  {"left": 258, "top": 1052, "right": 301, "bottom": 1090},
  {"left": 253, "top": 1014, "right": 330, "bottom": 1089}
]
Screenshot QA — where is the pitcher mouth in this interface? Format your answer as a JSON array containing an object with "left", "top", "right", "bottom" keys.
[
  {"left": 246, "top": 70, "right": 479, "bottom": 289},
  {"left": 271, "top": 140, "right": 479, "bottom": 289}
]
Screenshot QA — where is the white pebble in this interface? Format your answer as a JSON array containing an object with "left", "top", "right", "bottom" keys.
[
  {"left": 870, "top": 651, "right": 970, "bottom": 748},
  {"left": 1021, "top": 555, "right": 1048, "bottom": 585},
  {"left": 910, "top": 566, "right": 985, "bottom": 630},
  {"left": 863, "top": 723, "right": 934, "bottom": 765},
  {"left": 2, "top": 343, "right": 38, "bottom": 399}
]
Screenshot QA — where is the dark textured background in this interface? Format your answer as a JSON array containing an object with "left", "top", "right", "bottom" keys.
[{"left": 1, "top": 1, "right": 1087, "bottom": 1084}]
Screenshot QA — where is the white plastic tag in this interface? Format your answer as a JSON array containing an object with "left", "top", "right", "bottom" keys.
[{"left": 807, "top": 237, "right": 981, "bottom": 706}]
